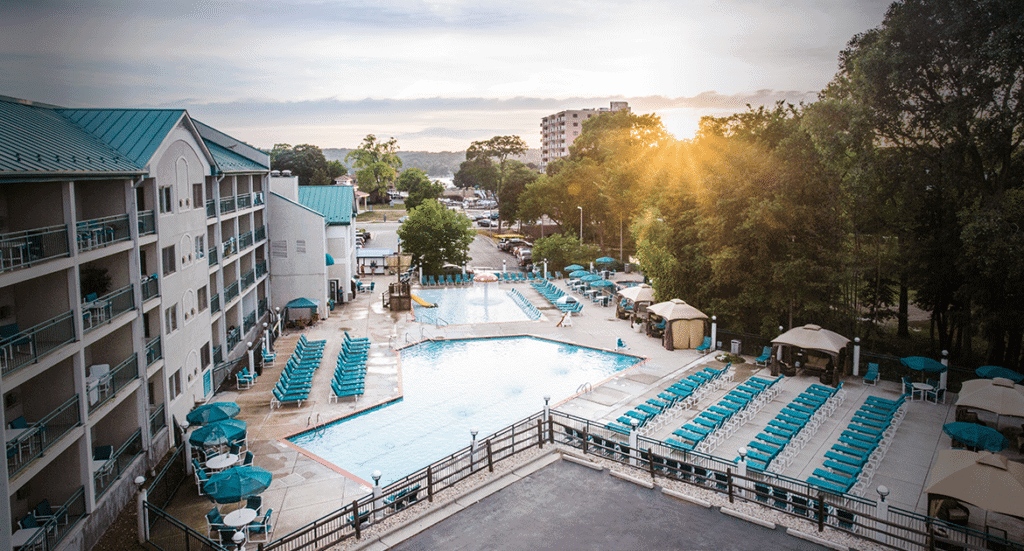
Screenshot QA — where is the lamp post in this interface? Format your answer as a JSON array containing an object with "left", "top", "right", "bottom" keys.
[{"left": 577, "top": 206, "right": 583, "bottom": 242}]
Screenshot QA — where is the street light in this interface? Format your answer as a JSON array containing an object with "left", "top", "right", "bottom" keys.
[{"left": 577, "top": 206, "right": 583, "bottom": 242}]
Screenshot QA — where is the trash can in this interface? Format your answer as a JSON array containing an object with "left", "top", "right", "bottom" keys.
[
  {"left": 730, "top": 340, "right": 741, "bottom": 355},
  {"left": 624, "top": 263, "right": 631, "bottom": 273}
]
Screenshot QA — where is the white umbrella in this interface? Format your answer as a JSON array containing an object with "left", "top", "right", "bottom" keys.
[
  {"left": 957, "top": 377, "right": 1024, "bottom": 422},
  {"left": 646, "top": 299, "right": 707, "bottom": 321},
  {"left": 925, "top": 450, "right": 1024, "bottom": 520},
  {"left": 771, "top": 324, "right": 850, "bottom": 356},
  {"left": 618, "top": 284, "right": 655, "bottom": 303}
]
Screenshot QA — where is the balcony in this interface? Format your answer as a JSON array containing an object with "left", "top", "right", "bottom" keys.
[
  {"left": 6, "top": 394, "right": 81, "bottom": 478},
  {"left": 206, "top": 199, "right": 216, "bottom": 218},
  {"left": 141, "top": 274, "right": 159, "bottom": 301},
  {"left": 208, "top": 246, "right": 218, "bottom": 266},
  {"left": 224, "top": 281, "right": 239, "bottom": 302},
  {"left": 254, "top": 224, "right": 266, "bottom": 243},
  {"left": 243, "top": 311, "right": 256, "bottom": 334},
  {"left": 0, "top": 224, "right": 71, "bottom": 274},
  {"left": 138, "top": 210, "right": 156, "bottom": 236},
  {"left": 241, "top": 269, "right": 255, "bottom": 291},
  {"left": 253, "top": 192, "right": 265, "bottom": 206},
  {"left": 239, "top": 230, "right": 253, "bottom": 250},
  {"left": 222, "top": 237, "right": 236, "bottom": 259},
  {"left": 145, "top": 336, "right": 162, "bottom": 366},
  {"left": 258, "top": 298, "right": 268, "bottom": 318},
  {"left": 0, "top": 311, "right": 76, "bottom": 377},
  {"left": 212, "top": 345, "right": 223, "bottom": 364},
  {"left": 227, "top": 327, "right": 240, "bottom": 351},
  {"left": 255, "top": 260, "right": 267, "bottom": 279},
  {"left": 211, "top": 293, "right": 220, "bottom": 314},
  {"left": 236, "top": 193, "right": 251, "bottom": 209},
  {"left": 16, "top": 487, "right": 86, "bottom": 551},
  {"left": 88, "top": 352, "right": 139, "bottom": 413},
  {"left": 82, "top": 284, "right": 135, "bottom": 334},
  {"left": 76, "top": 213, "right": 130, "bottom": 253},
  {"left": 94, "top": 429, "right": 143, "bottom": 499},
  {"left": 220, "top": 196, "right": 236, "bottom": 214},
  {"left": 149, "top": 403, "right": 166, "bottom": 436}
]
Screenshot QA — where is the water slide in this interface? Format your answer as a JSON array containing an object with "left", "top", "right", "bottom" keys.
[{"left": 410, "top": 293, "right": 438, "bottom": 308}]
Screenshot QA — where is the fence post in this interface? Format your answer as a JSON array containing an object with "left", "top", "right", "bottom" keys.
[
  {"left": 537, "top": 419, "right": 543, "bottom": 449},
  {"left": 817, "top": 493, "right": 826, "bottom": 532},
  {"left": 875, "top": 485, "right": 890, "bottom": 545},
  {"left": 940, "top": 350, "right": 948, "bottom": 392},
  {"left": 353, "top": 500, "right": 361, "bottom": 539},
  {"left": 371, "top": 471, "right": 382, "bottom": 522},
  {"left": 582, "top": 427, "right": 589, "bottom": 455},
  {"left": 486, "top": 440, "right": 494, "bottom": 472},
  {"left": 852, "top": 337, "right": 861, "bottom": 377},
  {"left": 727, "top": 468, "right": 734, "bottom": 503},
  {"left": 427, "top": 466, "right": 434, "bottom": 502},
  {"left": 711, "top": 316, "right": 718, "bottom": 351},
  {"left": 548, "top": 417, "right": 554, "bottom": 444},
  {"left": 470, "top": 429, "right": 478, "bottom": 471},
  {"left": 629, "top": 419, "right": 639, "bottom": 467},
  {"left": 137, "top": 487, "right": 148, "bottom": 544},
  {"left": 735, "top": 448, "right": 748, "bottom": 499}
]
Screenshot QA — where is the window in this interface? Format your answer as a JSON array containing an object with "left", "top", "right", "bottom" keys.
[
  {"left": 162, "top": 245, "right": 176, "bottom": 275},
  {"left": 164, "top": 304, "right": 178, "bottom": 334},
  {"left": 573, "top": 122, "right": 578, "bottom": 127},
  {"left": 572, "top": 113, "right": 578, "bottom": 118},
  {"left": 198, "top": 286, "right": 208, "bottom": 312},
  {"left": 159, "top": 186, "right": 173, "bottom": 214},
  {"left": 201, "top": 342, "right": 211, "bottom": 368},
  {"left": 193, "top": 183, "right": 203, "bottom": 210},
  {"left": 169, "top": 370, "right": 181, "bottom": 399},
  {"left": 195, "top": 235, "right": 205, "bottom": 259}
]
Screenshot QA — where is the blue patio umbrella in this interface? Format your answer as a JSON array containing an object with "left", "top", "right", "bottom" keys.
[
  {"left": 564, "top": 264, "right": 585, "bottom": 272},
  {"left": 975, "top": 366, "right": 1024, "bottom": 384},
  {"left": 186, "top": 402, "right": 240, "bottom": 426},
  {"left": 189, "top": 419, "right": 247, "bottom": 448},
  {"left": 202, "top": 465, "right": 273, "bottom": 504},
  {"left": 326, "top": 253, "right": 335, "bottom": 266},
  {"left": 581, "top": 274, "right": 602, "bottom": 282},
  {"left": 900, "top": 356, "right": 947, "bottom": 373},
  {"left": 569, "top": 270, "right": 589, "bottom": 278},
  {"left": 590, "top": 279, "right": 615, "bottom": 288},
  {"left": 595, "top": 257, "right": 616, "bottom": 265},
  {"left": 942, "top": 422, "right": 1008, "bottom": 452}
]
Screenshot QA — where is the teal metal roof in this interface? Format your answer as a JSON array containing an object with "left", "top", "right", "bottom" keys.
[
  {"left": 297, "top": 185, "right": 356, "bottom": 225},
  {"left": 57, "top": 108, "right": 183, "bottom": 168},
  {"left": 205, "top": 139, "right": 268, "bottom": 173},
  {"left": 0, "top": 98, "right": 143, "bottom": 179}
]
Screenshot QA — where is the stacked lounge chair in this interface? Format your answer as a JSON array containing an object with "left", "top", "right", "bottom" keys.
[
  {"left": 530, "top": 280, "right": 583, "bottom": 315},
  {"left": 271, "top": 335, "right": 324, "bottom": 409},
  {"left": 331, "top": 332, "right": 370, "bottom": 402},
  {"left": 741, "top": 382, "right": 845, "bottom": 472},
  {"left": 665, "top": 373, "right": 781, "bottom": 454},
  {"left": 507, "top": 288, "right": 542, "bottom": 319},
  {"left": 609, "top": 365, "right": 732, "bottom": 436}
]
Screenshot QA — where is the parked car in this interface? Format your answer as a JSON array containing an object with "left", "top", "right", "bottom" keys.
[
  {"left": 356, "top": 229, "right": 371, "bottom": 241},
  {"left": 478, "top": 219, "right": 493, "bottom": 227}
]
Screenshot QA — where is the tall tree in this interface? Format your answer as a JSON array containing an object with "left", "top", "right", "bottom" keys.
[
  {"left": 497, "top": 161, "right": 537, "bottom": 226},
  {"left": 397, "top": 199, "right": 476, "bottom": 275},
  {"left": 346, "top": 135, "right": 402, "bottom": 202},
  {"left": 397, "top": 168, "right": 444, "bottom": 210},
  {"left": 453, "top": 155, "right": 499, "bottom": 191},
  {"left": 270, "top": 143, "right": 331, "bottom": 185},
  {"left": 465, "top": 135, "right": 528, "bottom": 198}
]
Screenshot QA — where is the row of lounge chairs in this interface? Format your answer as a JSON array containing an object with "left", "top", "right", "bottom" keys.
[
  {"left": 741, "top": 383, "right": 845, "bottom": 472},
  {"left": 530, "top": 280, "right": 583, "bottom": 315},
  {"left": 497, "top": 271, "right": 541, "bottom": 283},
  {"left": 805, "top": 394, "right": 906, "bottom": 496},
  {"left": 507, "top": 288, "right": 541, "bottom": 319},
  {"left": 666, "top": 374, "right": 781, "bottom": 454},
  {"left": 421, "top": 273, "right": 477, "bottom": 286},
  {"left": 331, "top": 332, "right": 369, "bottom": 402},
  {"left": 271, "top": 335, "right": 324, "bottom": 409},
  {"left": 610, "top": 365, "right": 730, "bottom": 436}
]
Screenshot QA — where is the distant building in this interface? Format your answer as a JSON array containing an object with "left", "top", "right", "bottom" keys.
[{"left": 539, "top": 101, "right": 629, "bottom": 172}]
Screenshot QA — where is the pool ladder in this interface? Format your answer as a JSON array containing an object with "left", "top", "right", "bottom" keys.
[
  {"left": 306, "top": 413, "right": 326, "bottom": 436},
  {"left": 576, "top": 382, "right": 593, "bottom": 395}
]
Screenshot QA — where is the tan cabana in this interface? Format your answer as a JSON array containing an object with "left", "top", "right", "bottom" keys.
[
  {"left": 647, "top": 299, "right": 707, "bottom": 351},
  {"left": 616, "top": 284, "right": 655, "bottom": 320},
  {"left": 771, "top": 324, "right": 850, "bottom": 383},
  {"left": 925, "top": 450, "right": 1024, "bottom": 520},
  {"left": 957, "top": 377, "right": 1024, "bottom": 422}
]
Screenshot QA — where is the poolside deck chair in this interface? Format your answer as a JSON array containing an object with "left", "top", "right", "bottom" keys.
[
  {"left": 247, "top": 509, "right": 274, "bottom": 543},
  {"left": 755, "top": 346, "right": 771, "bottom": 365},
  {"left": 428, "top": 275, "right": 436, "bottom": 286},
  {"left": 206, "top": 507, "right": 225, "bottom": 538},
  {"left": 863, "top": 363, "right": 879, "bottom": 385},
  {"left": 421, "top": 275, "right": 428, "bottom": 286},
  {"left": 695, "top": 336, "right": 712, "bottom": 354},
  {"left": 555, "top": 271, "right": 562, "bottom": 279},
  {"left": 272, "top": 388, "right": 308, "bottom": 409},
  {"left": 454, "top": 274, "right": 463, "bottom": 285}
]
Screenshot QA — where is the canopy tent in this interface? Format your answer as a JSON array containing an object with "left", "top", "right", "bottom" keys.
[
  {"left": 925, "top": 450, "right": 1024, "bottom": 520},
  {"left": 976, "top": 365, "right": 1024, "bottom": 384},
  {"left": 772, "top": 324, "right": 850, "bottom": 382},
  {"left": 284, "top": 297, "right": 320, "bottom": 322},
  {"left": 647, "top": 299, "right": 707, "bottom": 351},
  {"left": 956, "top": 377, "right": 1024, "bottom": 426},
  {"left": 186, "top": 402, "right": 240, "bottom": 426},
  {"left": 616, "top": 284, "right": 655, "bottom": 321}
]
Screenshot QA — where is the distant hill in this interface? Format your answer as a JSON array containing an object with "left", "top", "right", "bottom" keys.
[{"left": 324, "top": 148, "right": 542, "bottom": 177}]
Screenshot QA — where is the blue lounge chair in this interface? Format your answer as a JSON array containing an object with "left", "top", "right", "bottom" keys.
[
  {"left": 695, "top": 336, "right": 712, "bottom": 354},
  {"left": 863, "top": 363, "right": 879, "bottom": 385},
  {"left": 755, "top": 346, "right": 771, "bottom": 365}
]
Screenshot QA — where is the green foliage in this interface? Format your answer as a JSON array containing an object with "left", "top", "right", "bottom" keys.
[
  {"left": 270, "top": 144, "right": 330, "bottom": 185},
  {"left": 453, "top": 155, "right": 499, "bottom": 191},
  {"left": 397, "top": 199, "right": 475, "bottom": 275},
  {"left": 398, "top": 168, "right": 444, "bottom": 210},
  {"left": 346, "top": 135, "right": 402, "bottom": 201},
  {"left": 497, "top": 161, "right": 537, "bottom": 224},
  {"left": 531, "top": 233, "right": 600, "bottom": 273},
  {"left": 327, "top": 160, "right": 347, "bottom": 180}
]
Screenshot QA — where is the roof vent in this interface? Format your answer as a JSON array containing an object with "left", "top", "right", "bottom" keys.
[
  {"left": 282, "top": 170, "right": 292, "bottom": 177},
  {"left": 271, "top": 170, "right": 281, "bottom": 176}
]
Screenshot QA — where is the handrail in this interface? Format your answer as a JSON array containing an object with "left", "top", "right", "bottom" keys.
[
  {"left": 1, "top": 310, "right": 76, "bottom": 376},
  {"left": 89, "top": 352, "right": 139, "bottom": 412},
  {"left": 7, "top": 394, "right": 81, "bottom": 477},
  {"left": 0, "top": 224, "right": 70, "bottom": 273}
]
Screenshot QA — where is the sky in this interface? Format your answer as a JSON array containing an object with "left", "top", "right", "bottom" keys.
[{"left": 1, "top": 0, "right": 894, "bottom": 152}]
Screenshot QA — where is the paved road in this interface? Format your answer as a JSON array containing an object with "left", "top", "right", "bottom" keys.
[{"left": 363, "top": 221, "right": 523, "bottom": 273}]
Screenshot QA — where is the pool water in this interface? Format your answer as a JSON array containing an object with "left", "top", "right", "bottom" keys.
[
  {"left": 412, "top": 285, "right": 535, "bottom": 325},
  {"left": 289, "top": 336, "right": 642, "bottom": 485}
]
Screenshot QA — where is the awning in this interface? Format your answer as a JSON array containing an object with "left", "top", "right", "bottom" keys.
[
  {"left": 285, "top": 297, "right": 319, "bottom": 309},
  {"left": 326, "top": 253, "right": 335, "bottom": 266}
]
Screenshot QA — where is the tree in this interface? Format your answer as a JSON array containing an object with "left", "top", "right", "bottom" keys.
[
  {"left": 465, "top": 135, "right": 528, "bottom": 198},
  {"left": 453, "top": 155, "right": 499, "bottom": 191},
  {"left": 327, "top": 160, "right": 347, "bottom": 180},
  {"left": 345, "top": 135, "right": 402, "bottom": 202},
  {"left": 397, "top": 199, "right": 476, "bottom": 275},
  {"left": 497, "top": 161, "right": 537, "bottom": 225},
  {"left": 270, "top": 143, "right": 331, "bottom": 185},
  {"left": 397, "top": 168, "right": 444, "bottom": 210},
  {"left": 531, "top": 233, "right": 601, "bottom": 273}
]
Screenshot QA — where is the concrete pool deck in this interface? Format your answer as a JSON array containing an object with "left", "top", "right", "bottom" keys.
[{"left": 157, "top": 270, "right": 1024, "bottom": 546}]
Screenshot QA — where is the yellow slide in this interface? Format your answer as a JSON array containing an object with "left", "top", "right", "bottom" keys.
[{"left": 410, "top": 293, "right": 438, "bottom": 308}]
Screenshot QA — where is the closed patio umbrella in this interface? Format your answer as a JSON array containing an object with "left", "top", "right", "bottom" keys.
[
  {"left": 189, "top": 419, "right": 247, "bottom": 448},
  {"left": 976, "top": 366, "right": 1024, "bottom": 384},
  {"left": 203, "top": 465, "right": 273, "bottom": 504},
  {"left": 186, "top": 402, "right": 240, "bottom": 426},
  {"left": 942, "top": 422, "right": 1008, "bottom": 452}
]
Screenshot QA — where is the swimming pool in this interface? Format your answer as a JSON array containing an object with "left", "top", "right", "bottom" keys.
[
  {"left": 412, "top": 285, "right": 539, "bottom": 325},
  {"left": 289, "top": 336, "right": 642, "bottom": 485}
]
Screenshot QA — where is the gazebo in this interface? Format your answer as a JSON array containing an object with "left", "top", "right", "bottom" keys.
[
  {"left": 771, "top": 324, "right": 850, "bottom": 385},
  {"left": 646, "top": 299, "right": 708, "bottom": 351}
]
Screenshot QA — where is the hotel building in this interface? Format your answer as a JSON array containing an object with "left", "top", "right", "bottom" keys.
[{"left": 539, "top": 101, "right": 629, "bottom": 172}]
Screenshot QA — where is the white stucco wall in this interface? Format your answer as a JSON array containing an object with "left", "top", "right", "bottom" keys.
[
  {"left": 267, "top": 192, "right": 328, "bottom": 318},
  {"left": 269, "top": 175, "right": 299, "bottom": 202},
  {"left": 326, "top": 224, "right": 357, "bottom": 302}
]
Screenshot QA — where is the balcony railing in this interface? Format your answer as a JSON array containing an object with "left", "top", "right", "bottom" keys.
[
  {"left": 82, "top": 284, "right": 135, "bottom": 334},
  {"left": 149, "top": 403, "right": 166, "bottom": 436},
  {"left": 0, "top": 310, "right": 76, "bottom": 377},
  {"left": 223, "top": 237, "right": 236, "bottom": 258},
  {"left": 213, "top": 345, "right": 223, "bottom": 364},
  {"left": 76, "top": 213, "right": 130, "bottom": 252},
  {"left": 241, "top": 269, "right": 255, "bottom": 291},
  {"left": 208, "top": 246, "right": 218, "bottom": 266},
  {"left": 253, "top": 191, "right": 265, "bottom": 206},
  {"left": 141, "top": 274, "right": 159, "bottom": 301},
  {"left": 88, "top": 352, "right": 139, "bottom": 412},
  {"left": 94, "top": 429, "right": 143, "bottom": 498},
  {"left": 206, "top": 199, "right": 216, "bottom": 218},
  {"left": 258, "top": 298, "right": 268, "bottom": 318},
  {"left": 255, "top": 260, "right": 267, "bottom": 279},
  {"left": 227, "top": 327, "right": 240, "bottom": 351},
  {"left": 236, "top": 193, "right": 252, "bottom": 209},
  {"left": 243, "top": 311, "right": 256, "bottom": 334},
  {"left": 239, "top": 230, "right": 253, "bottom": 250},
  {"left": 254, "top": 224, "right": 266, "bottom": 242},
  {"left": 17, "top": 487, "right": 86, "bottom": 551},
  {"left": 0, "top": 224, "right": 71, "bottom": 273},
  {"left": 146, "top": 336, "right": 162, "bottom": 366},
  {"left": 138, "top": 210, "right": 156, "bottom": 236},
  {"left": 6, "top": 394, "right": 81, "bottom": 478},
  {"left": 220, "top": 196, "right": 236, "bottom": 214},
  {"left": 224, "top": 281, "right": 239, "bottom": 302},
  {"left": 211, "top": 293, "right": 220, "bottom": 314}
]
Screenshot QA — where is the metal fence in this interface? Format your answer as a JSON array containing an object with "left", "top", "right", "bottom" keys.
[
  {"left": 150, "top": 403, "right": 167, "bottom": 439},
  {"left": 147, "top": 337, "right": 163, "bottom": 366},
  {"left": 95, "top": 429, "right": 144, "bottom": 498},
  {"left": 0, "top": 224, "right": 71, "bottom": 273},
  {"left": 139, "top": 210, "right": 156, "bottom": 235},
  {"left": 16, "top": 486, "right": 87, "bottom": 551},
  {"left": 147, "top": 444, "right": 186, "bottom": 510},
  {"left": 0, "top": 310, "right": 76, "bottom": 376},
  {"left": 7, "top": 394, "right": 81, "bottom": 478},
  {"left": 144, "top": 501, "right": 227, "bottom": 551},
  {"left": 76, "top": 213, "right": 130, "bottom": 252},
  {"left": 89, "top": 353, "right": 139, "bottom": 413}
]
